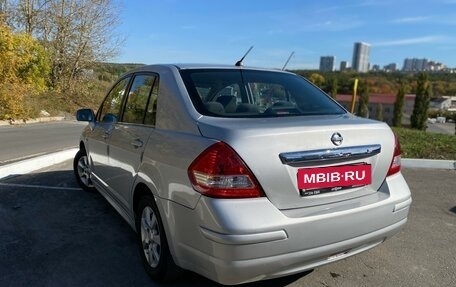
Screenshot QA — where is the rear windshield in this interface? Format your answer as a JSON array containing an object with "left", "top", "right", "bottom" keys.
[{"left": 180, "top": 69, "right": 346, "bottom": 117}]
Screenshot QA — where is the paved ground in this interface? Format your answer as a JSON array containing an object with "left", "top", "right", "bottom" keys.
[
  {"left": 0, "top": 121, "right": 85, "bottom": 165},
  {"left": 0, "top": 162, "right": 455, "bottom": 287}
]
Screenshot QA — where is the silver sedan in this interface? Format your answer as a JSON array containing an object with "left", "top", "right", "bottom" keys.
[{"left": 74, "top": 64, "right": 411, "bottom": 285}]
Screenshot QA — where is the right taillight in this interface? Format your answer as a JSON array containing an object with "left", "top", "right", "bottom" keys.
[
  {"left": 188, "top": 142, "right": 264, "bottom": 199},
  {"left": 387, "top": 134, "right": 401, "bottom": 176}
]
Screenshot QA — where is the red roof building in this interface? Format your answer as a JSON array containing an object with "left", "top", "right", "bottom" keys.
[{"left": 335, "top": 94, "right": 416, "bottom": 125}]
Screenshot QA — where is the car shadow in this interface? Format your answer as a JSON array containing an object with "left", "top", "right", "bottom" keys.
[
  {"left": 450, "top": 206, "right": 456, "bottom": 215},
  {"left": 0, "top": 169, "right": 311, "bottom": 286},
  {"left": 168, "top": 270, "right": 311, "bottom": 286}
]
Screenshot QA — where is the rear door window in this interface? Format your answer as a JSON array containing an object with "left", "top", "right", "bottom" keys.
[{"left": 122, "top": 74, "right": 158, "bottom": 125}]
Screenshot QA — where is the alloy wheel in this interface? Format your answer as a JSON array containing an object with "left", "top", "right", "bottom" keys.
[
  {"left": 141, "top": 206, "right": 161, "bottom": 268},
  {"left": 77, "top": 155, "right": 93, "bottom": 188}
]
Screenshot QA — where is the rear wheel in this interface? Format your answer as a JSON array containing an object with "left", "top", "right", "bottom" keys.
[
  {"left": 73, "top": 149, "right": 95, "bottom": 192},
  {"left": 136, "top": 195, "right": 175, "bottom": 281}
]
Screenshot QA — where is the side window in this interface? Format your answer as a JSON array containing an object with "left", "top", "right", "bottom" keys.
[
  {"left": 98, "top": 77, "right": 131, "bottom": 123},
  {"left": 144, "top": 77, "right": 159, "bottom": 126},
  {"left": 122, "top": 74, "right": 156, "bottom": 124}
]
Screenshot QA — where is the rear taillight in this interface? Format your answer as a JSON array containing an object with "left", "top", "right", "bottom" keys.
[
  {"left": 188, "top": 142, "right": 264, "bottom": 198},
  {"left": 387, "top": 134, "right": 401, "bottom": 176}
]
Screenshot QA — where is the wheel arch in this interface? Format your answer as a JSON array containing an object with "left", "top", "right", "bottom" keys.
[
  {"left": 133, "top": 183, "right": 154, "bottom": 218},
  {"left": 132, "top": 182, "right": 179, "bottom": 266},
  {"left": 77, "top": 140, "right": 92, "bottom": 167},
  {"left": 78, "top": 140, "right": 88, "bottom": 153}
]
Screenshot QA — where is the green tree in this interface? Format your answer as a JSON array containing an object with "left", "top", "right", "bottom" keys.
[
  {"left": 357, "top": 80, "right": 369, "bottom": 118},
  {"left": 0, "top": 24, "right": 49, "bottom": 120},
  {"left": 411, "top": 73, "right": 431, "bottom": 130},
  {"left": 392, "top": 80, "right": 406, "bottom": 127},
  {"left": 309, "top": 73, "right": 325, "bottom": 88},
  {"left": 7, "top": 0, "right": 123, "bottom": 109},
  {"left": 327, "top": 77, "right": 338, "bottom": 99},
  {"left": 376, "top": 103, "right": 383, "bottom": 121}
]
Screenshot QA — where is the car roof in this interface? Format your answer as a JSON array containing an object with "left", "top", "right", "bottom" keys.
[
  {"left": 173, "top": 63, "right": 281, "bottom": 71},
  {"left": 129, "top": 63, "right": 293, "bottom": 74}
]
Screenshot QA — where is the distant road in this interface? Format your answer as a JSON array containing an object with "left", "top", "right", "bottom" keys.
[
  {"left": 426, "top": 122, "right": 455, "bottom": 135},
  {"left": 0, "top": 121, "right": 86, "bottom": 165}
]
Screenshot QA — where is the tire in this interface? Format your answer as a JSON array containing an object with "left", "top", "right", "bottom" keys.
[
  {"left": 136, "top": 194, "right": 176, "bottom": 281},
  {"left": 73, "top": 149, "right": 96, "bottom": 192}
]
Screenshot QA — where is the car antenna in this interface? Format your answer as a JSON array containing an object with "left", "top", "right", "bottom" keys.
[
  {"left": 282, "top": 51, "right": 295, "bottom": 70},
  {"left": 235, "top": 46, "right": 254, "bottom": 67}
]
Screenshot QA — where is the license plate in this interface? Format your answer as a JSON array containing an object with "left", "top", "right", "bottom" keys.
[{"left": 297, "top": 164, "right": 371, "bottom": 191}]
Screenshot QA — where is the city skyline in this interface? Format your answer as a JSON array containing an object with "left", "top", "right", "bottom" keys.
[
  {"left": 320, "top": 46, "right": 448, "bottom": 72},
  {"left": 115, "top": 1, "right": 456, "bottom": 69}
]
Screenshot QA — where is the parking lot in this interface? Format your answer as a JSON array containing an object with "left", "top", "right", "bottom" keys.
[{"left": 1, "top": 161, "right": 455, "bottom": 287}]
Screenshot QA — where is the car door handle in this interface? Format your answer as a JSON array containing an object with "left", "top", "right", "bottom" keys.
[{"left": 131, "top": 139, "right": 143, "bottom": 148}]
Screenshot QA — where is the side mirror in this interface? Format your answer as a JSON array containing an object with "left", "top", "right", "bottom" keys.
[
  {"left": 101, "top": 113, "right": 118, "bottom": 123},
  {"left": 76, "top": 109, "right": 95, "bottom": 122}
]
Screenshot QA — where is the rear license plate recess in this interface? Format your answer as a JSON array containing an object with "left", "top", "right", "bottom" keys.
[{"left": 297, "top": 164, "right": 371, "bottom": 196}]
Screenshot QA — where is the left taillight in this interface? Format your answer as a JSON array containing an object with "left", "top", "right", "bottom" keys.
[
  {"left": 188, "top": 142, "right": 265, "bottom": 199},
  {"left": 387, "top": 134, "right": 401, "bottom": 177}
]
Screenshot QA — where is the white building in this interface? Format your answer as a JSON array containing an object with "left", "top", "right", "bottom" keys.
[
  {"left": 352, "top": 42, "right": 370, "bottom": 73},
  {"left": 429, "top": 97, "right": 452, "bottom": 110}
]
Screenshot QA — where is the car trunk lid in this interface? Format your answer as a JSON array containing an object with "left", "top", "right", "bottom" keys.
[{"left": 196, "top": 114, "right": 395, "bottom": 210}]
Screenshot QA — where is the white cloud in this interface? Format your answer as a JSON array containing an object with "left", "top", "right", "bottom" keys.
[
  {"left": 302, "top": 20, "right": 364, "bottom": 32},
  {"left": 392, "top": 16, "right": 431, "bottom": 23},
  {"left": 374, "top": 36, "right": 447, "bottom": 47}
]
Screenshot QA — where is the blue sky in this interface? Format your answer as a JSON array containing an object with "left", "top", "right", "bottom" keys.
[{"left": 114, "top": 0, "right": 456, "bottom": 70}]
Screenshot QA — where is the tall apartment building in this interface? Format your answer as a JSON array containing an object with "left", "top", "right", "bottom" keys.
[
  {"left": 340, "top": 61, "right": 349, "bottom": 71},
  {"left": 352, "top": 42, "right": 370, "bottom": 73},
  {"left": 319, "top": 56, "right": 335, "bottom": 72},
  {"left": 384, "top": 63, "right": 397, "bottom": 72},
  {"left": 402, "top": 58, "right": 428, "bottom": 72},
  {"left": 402, "top": 58, "right": 446, "bottom": 72}
]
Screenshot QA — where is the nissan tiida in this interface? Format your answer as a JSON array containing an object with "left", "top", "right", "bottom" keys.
[{"left": 74, "top": 64, "right": 411, "bottom": 285}]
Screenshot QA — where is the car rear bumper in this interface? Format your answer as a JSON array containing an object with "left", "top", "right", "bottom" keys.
[
  {"left": 165, "top": 173, "right": 411, "bottom": 285},
  {"left": 198, "top": 219, "right": 405, "bottom": 285}
]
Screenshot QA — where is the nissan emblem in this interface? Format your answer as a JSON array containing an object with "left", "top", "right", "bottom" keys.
[{"left": 331, "top": 132, "right": 343, "bottom": 146}]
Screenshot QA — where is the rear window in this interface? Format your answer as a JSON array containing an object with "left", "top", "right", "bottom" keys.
[{"left": 180, "top": 69, "right": 346, "bottom": 117}]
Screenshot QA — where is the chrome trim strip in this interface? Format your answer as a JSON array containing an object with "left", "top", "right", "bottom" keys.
[{"left": 279, "top": 144, "right": 381, "bottom": 165}]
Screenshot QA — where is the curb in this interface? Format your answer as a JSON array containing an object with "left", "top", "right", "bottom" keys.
[
  {"left": 402, "top": 158, "right": 456, "bottom": 170},
  {"left": 0, "top": 148, "right": 78, "bottom": 179},
  {"left": 0, "top": 117, "right": 67, "bottom": 126}
]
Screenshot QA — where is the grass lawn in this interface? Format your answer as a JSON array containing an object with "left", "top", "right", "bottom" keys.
[{"left": 392, "top": 127, "right": 456, "bottom": 160}]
